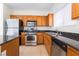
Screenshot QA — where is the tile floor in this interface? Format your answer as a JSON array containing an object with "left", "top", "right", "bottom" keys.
[{"left": 19, "top": 45, "right": 48, "bottom": 56}]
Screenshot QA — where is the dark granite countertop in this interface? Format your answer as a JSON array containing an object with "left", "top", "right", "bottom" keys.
[
  {"left": 22, "top": 30, "right": 79, "bottom": 50},
  {"left": 47, "top": 32, "right": 79, "bottom": 51},
  {"left": 21, "top": 30, "right": 79, "bottom": 41},
  {"left": 0, "top": 29, "right": 79, "bottom": 51},
  {"left": 22, "top": 30, "right": 56, "bottom": 32},
  {"left": 0, "top": 35, "right": 19, "bottom": 46}
]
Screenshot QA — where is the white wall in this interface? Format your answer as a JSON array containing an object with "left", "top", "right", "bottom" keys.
[
  {"left": 54, "top": 3, "right": 79, "bottom": 33},
  {"left": 0, "top": 3, "right": 12, "bottom": 44},
  {"left": 63, "top": 4, "right": 72, "bottom": 26},
  {"left": 0, "top": 3, "right": 4, "bottom": 43},
  {"left": 57, "top": 25, "right": 79, "bottom": 34},
  {"left": 54, "top": 4, "right": 72, "bottom": 27},
  {"left": 54, "top": 7, "right": 64, "bottom": 27},
  {"left": 3, "top": 4, "right": 13, "bottom": 19},
  {"left": 11, "top": 10, "right": 48, "bottom": 16}
]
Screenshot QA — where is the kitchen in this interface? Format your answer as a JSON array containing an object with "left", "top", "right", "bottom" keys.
[{"left": 0, "top": 3, "right": 79, "bottom": 56}]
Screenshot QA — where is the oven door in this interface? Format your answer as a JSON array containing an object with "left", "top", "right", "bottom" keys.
[{"left": 25, "top": 35, "right": 37, "bottom": 45}]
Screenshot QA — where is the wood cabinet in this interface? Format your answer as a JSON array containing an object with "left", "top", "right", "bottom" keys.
[
  {"left": 1, "top": 37, "right": 19, "bottom": 56},
  {"left": 41, "top": 16, "right": 48, "bottom": 26},
  {"left": 21, "top": 32, "right": 26, "bottom": 45},
  {"left": 72, "top": 3, "right": 79, "bottom": 19},
  {"left": 10, "top": 15, "right": 48, "bottom": 26},
  {"left": 0, "top": 46, "right": 1, "bottom": 53},
  {"left": 44, "top": 33, "right": 52, "bottom": 56},
  {"left": 67, "top": 46, "right": 79, "bottom": 56},
  {"left": 48, "top": 14, "right": 53, "bottom": 26},
  {"left": 36, "top": 16, "right": 42, "bottom": 26},
  {"left": 37, "top": 32, "right": 44, "bottom": 44}
]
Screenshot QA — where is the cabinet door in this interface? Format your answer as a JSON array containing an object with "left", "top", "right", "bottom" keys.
[
  {"left": 37, "top": 33, "right": 44, "bottom": 44},
  {"left": 67, "top": 46, "right": 79, "bottom": 56},
  {"left": 44, "top": 33, "right": 52, "bottom": 56},
  {"left": 32, "top": 16, "right": 37, "bottom": 20},
  {"left": 44, "top": 34, "right": 46, "bottom": 44},
  {"left": 1, "top": 38, "right": 19, "bottom": 56},
  {"left": 41, "top": 16, "right": 47, "bottom": 26},
  {"left": 36, "top": 16, "right": 42, "bottom": 26},
  {"left": 22, "top": 16, "right": 27, "bottom": 26},
  {"left": 21, "top": 32, "right": 25, "bottom": 45},
  {"left": 72, "top": 3, "right": 79, "bottom": 19},
  {"left": 46, "top": 34, "right": 52, "bottom": 56},
  {"left": 48, "top": 14, "right": 53, "bottom": 26},
  {"left": 9, "top": 38, "right": 19, "bottom": 56},
  {"left": 10, "top": 15, "right": 18, "bottom": 19}
]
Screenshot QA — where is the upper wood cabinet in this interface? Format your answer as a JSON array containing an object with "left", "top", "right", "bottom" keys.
[
  {"left": 36, "top": 16, "right": 42, "bottom": 26},
  {"left": 72, "top": 3, "right": 79, "bottom": 19},
  {"left": 41, "top": 16, "right": 48, "bottom": 26},
  {"left": 10, "top": 15, "right": 48, "bottom": 26},
  {"left": 48, "top": 14, "right": 53, "bottom": 26},
  {"left": 67, "top": 46, "right": 79, "bottom": 56},
  {"left": 10, "top": 15, "right": 18, "bottom": 19}
]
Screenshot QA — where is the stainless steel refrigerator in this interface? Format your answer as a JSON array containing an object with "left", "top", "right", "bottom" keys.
[{"left": 5, "top": 19, "right": 19, "bottom": 41}]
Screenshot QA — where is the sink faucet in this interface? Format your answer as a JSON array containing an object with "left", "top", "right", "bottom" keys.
[
  {"left": 59, "top": 32, "right": 62, "bottom": 35},
  {"left": 55, "top": 29, "right": 58, "bottom": 36},
  {"left": 55, "top": 29, "right": 62, "bottom": 36}
]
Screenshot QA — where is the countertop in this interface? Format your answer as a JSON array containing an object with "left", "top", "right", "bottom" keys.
[
  {"left": 23, "top": 30, "right": 56, "bottom": 32},
  {"left": 47, "top": 32, "right": 79, "bottom": 50},
  {"left": 0, "top": 34, "right": 19, "bottom": 45},
  {"left": 0, "top": 30, "right": 55, "bottom": 45},
  {"left": 0, "top": 29, "right": 79, "bottom": 51},
  {"left": 23, "top": 30, "right": 79, "bottom": 50}
]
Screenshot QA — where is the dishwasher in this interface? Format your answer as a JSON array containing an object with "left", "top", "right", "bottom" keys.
[{"left": 52, "top": 38, "right": 67, "bottom": 56}]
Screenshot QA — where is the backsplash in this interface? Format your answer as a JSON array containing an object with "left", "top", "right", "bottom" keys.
[{"left": 57, "top": 25, "right": 79, "bottom": 34}]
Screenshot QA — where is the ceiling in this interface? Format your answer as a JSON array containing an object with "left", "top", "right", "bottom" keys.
[
  {"left": 6, "top": 3, "right": 53, "bottom": 11},
  {"left": 5, "top": 3, "right": 67, "bottom": 12}
]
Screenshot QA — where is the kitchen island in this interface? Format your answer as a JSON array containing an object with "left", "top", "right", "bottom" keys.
[{"left": 0, "top": 35, "right": 19, "bottom": 56}]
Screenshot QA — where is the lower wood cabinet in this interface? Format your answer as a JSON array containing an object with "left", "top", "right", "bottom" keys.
[
  {"left": 44, "top": 33, "right": 52, "bottom": 56},
  {"left": 1, "top": 37, "right": 19, "bottom": 56},
  {"left": 67, "top": 46, "right": 79, "bottom": 56},
  {"left": 21, "top": 32, "right": 26, "bottom": 45},
  {"left": 37, "top": 32, "right": 44, "bottom": 44}
]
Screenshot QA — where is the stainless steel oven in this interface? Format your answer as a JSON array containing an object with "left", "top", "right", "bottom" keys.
[
  {"left": 25, "top": 34, "right": 37, "bottom": 45},
  {"left": 26, "top": 21, "right": 37, "bottom": 45}
]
